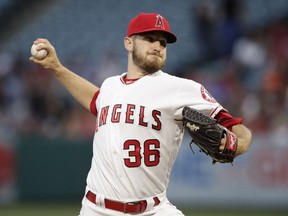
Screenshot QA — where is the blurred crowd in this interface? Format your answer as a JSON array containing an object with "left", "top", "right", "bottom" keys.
[
  {"left": 180, "top": 20, "right": 288, "bottom": 135},
  {"left": 0, "top": 55, "right": 96, "bottom": 141},
  {"left": 0, "top": 1, "right": 288, "bottom": 142},
  {"left": 182, "top": 1, "right": 288, "bottom": 136}
]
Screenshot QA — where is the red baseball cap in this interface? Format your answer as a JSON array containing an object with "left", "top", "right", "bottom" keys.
[{"left": 127, "top": 13, "right": 177, "bottom": 43}]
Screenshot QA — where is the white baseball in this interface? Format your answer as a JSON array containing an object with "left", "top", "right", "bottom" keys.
[{"left": 31, "top": 43, "right": 48, "bottom": 60}]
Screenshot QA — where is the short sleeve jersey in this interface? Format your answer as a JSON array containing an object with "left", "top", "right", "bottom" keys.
[{"left": 87, "top": 70, "right": 240, "bottom": 201}]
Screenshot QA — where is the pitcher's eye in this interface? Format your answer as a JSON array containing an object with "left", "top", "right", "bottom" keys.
[{"left": 159, "top": 39, "right": 167, "bottom": 47}]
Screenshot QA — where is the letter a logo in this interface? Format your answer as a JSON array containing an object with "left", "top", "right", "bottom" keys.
[{"left": 155, "top": 14, "right": 165, "bottom": 29}]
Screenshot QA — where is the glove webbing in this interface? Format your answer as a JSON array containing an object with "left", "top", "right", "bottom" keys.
[{"left": 182, "top": 106, "right": 217, "bottom": 126}]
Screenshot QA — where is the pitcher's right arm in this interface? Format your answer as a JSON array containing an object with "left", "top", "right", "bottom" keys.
[{"left": 29, "top": 38, "right": 99, "bottom": 111}]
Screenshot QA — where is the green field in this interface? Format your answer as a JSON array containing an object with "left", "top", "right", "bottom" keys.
[{"left": 0, "top": 202, "right": 287, "bottom": 216}]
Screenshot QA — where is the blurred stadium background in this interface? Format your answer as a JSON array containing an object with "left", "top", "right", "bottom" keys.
[{"left": 0, "top": 0, "right": 288, "bottom": 215}]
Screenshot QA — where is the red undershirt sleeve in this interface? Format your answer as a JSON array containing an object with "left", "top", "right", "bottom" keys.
[
  {"left": 215, "top": 110, "right": 242, "bottom": 131},
  {"left": 90, "top": 90, "right": 100, "bottom": 116}
]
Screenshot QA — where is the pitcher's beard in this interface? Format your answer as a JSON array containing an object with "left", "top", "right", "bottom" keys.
[{"left": 132, "top": 50, "right": 166, "bottom": 75}]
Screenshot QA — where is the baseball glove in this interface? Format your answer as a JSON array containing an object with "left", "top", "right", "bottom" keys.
[{"left": 182, "top": 106, "right": 238, "bottom": 164}]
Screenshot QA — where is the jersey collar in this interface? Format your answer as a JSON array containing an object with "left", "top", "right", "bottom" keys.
[
  {"left": 120, "top": 74, "right": 140, "bottom": 85},
  {"left": 120, "top": 71, "right": 162, "bottom": 84}
]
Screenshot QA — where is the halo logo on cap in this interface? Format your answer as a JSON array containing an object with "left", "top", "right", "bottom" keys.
[
  {"left": 155, "top": 15, "right": 165, "bottom": 29},
  {"left": 126, "top": 13, "right": 177, "bottom": 43}
]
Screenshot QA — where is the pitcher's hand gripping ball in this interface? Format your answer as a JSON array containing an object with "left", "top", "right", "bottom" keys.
[
  {"left": 182, "top": 106, "right": 238, "bottom": 164},
  {"left": 31, "top": 43, "right": 48, "bottom": 60}
]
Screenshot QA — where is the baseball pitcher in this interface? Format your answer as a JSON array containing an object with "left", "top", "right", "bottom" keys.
[{"left": 30, "top": 13, "right": 252, "bottom": 216}]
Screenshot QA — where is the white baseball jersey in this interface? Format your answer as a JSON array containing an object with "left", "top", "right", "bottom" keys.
[{"left": 87, "top": 70, "right": 223, "bottom": 202}]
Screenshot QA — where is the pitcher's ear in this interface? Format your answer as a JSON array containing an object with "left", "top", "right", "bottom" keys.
[{"left": 124, "top": 36, "right": 133, "bottom": 52}]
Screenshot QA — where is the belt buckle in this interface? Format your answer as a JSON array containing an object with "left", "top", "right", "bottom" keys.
[{"left": 124, "top": 200, "right": 147, "bottom": 214}]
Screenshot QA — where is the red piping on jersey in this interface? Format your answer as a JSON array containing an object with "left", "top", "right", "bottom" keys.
[
  {"left": 210, "top": 107, "right": 219, "bottom": 117},
  {"left": 90, "top": 90, "right": 100, "bottom": 116},
  {"left": 121, "top": 74, "right": 140, "bottom": 84}
]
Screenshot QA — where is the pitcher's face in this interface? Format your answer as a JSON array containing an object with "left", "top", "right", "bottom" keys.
[{"left": 131, "top": 32, "right": 167, "bottom": 74}]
